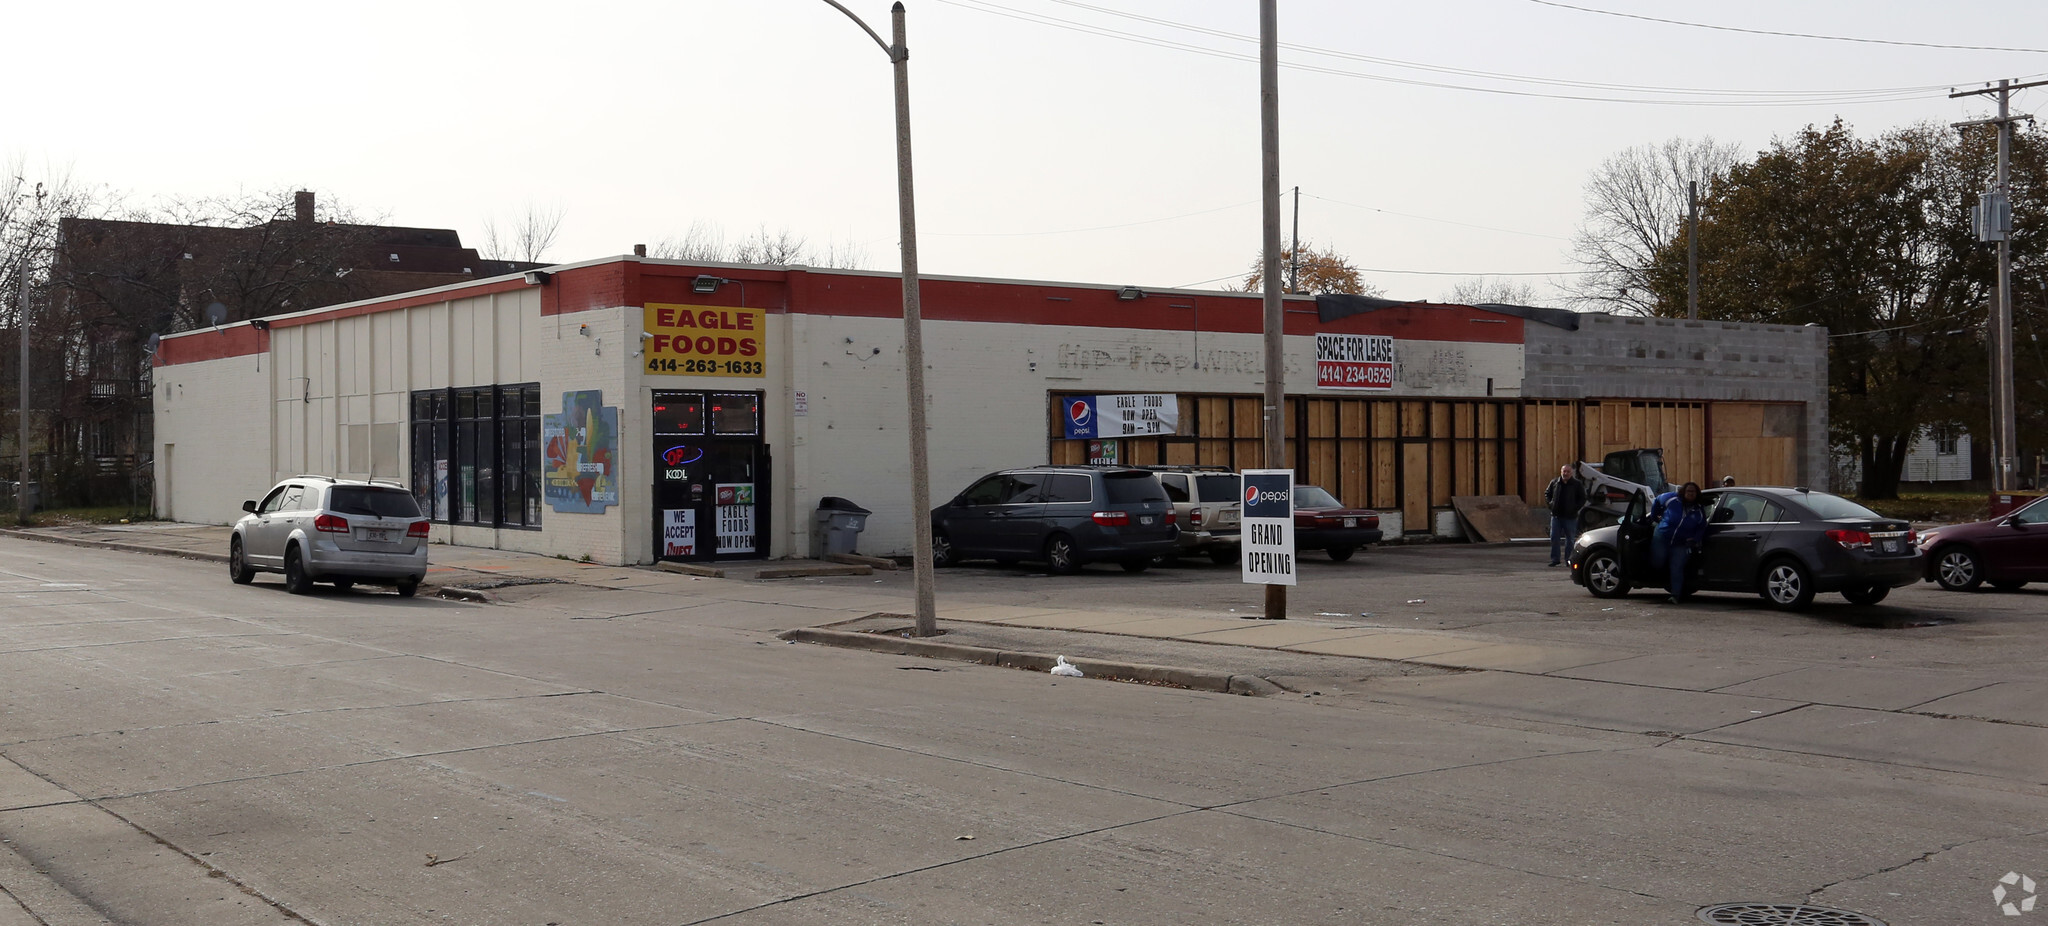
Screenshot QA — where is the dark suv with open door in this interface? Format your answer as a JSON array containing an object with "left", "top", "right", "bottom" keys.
[{"left": 930, "top": 466, "right": 1178, "bottom": 573}]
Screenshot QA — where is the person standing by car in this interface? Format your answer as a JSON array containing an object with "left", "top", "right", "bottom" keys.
[
  {"left": 1654, "top": 481, "right": 1707, "bottom": 603},
  {"left": 1543, "top": 464, "right": 1586, "bottom": 567}
]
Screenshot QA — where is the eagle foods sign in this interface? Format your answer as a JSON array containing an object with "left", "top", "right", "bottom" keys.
[
  {"left": 1059, "top": 394, "right": 1179, "bottom": 439},
  {"left": 1316, "top": 333, "right": 1395, "bottom": 391}
]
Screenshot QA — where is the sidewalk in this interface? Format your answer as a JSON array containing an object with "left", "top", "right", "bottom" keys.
[{"left": 0, "top": 521, "right": 1643, "bottom": 680}]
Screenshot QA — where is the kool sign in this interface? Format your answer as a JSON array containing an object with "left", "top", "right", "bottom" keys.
[
  {"left": 1240, "top": 469, "right": 1296, "bottom": 587},
  {"left": 643, "top": 304, "right": 766, "bottom": 378}
]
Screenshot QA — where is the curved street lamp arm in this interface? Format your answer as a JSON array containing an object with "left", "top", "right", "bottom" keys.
[{"left": 819, "top": 0, "right": 897, "bottom": 59}]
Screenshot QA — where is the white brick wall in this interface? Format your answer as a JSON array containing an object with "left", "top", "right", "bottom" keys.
[{"left": 153, "top": 351, "right": 275, "bottom": 524}]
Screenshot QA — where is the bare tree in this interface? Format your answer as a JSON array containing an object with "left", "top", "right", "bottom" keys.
[
  {"left": 1444, "top": 277, "right": 1540, "bottom": 306},
  {"left": 482, "top": 203, "right": 564, "bottom": 264},
  {"left": 650, "top": 221, "right": 867, "bottom": 269},
  {"left": 1567, "top": 136, "right": 1742, "bottom": 314}
]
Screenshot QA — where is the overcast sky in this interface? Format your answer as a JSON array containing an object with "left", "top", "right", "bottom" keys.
[{"left": 8, "top": 1, "right": 2047, "bottom": 305}]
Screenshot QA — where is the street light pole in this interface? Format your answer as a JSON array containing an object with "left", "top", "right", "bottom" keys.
[
  {"left": 823, "top": 0, "right": 937, "bottom": 636},
  {"left": 14, "top": 259, "right": 28, "bottom": 525},
  {"left": 1258, "top": 0, "right": 1286, "bottom": 621}
]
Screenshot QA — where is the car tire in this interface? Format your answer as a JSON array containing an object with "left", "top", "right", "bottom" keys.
[
  {"left": 1327, "top": 545, "right": 1355, "bottom": 562},
  {"left": 283, "top": 547, "right": 312, "bottom": 595},
  {"left": 228, "top": 538, "right": 255, "bottom": 585},
  {"left": 1842, "top": 583, "right": 1890, "bottom": 605},
  {"left": 1208, "top": 546, "right": 1238, "bottom": 566},
  {"left": 1933, "top": 547, "right": 1984, "bottom": 591},
  {"left": 1582, "top": 548, "right": 1630, "bottom": 599},
  {"left": 1043, "top": 535, "right": 1081, "bottom": 575},
  {"left": 1120, "top": 558, "right": 1150, "bottom": 574},
  {"left": 395, "top": 577, "right": 419, "bottom": 598},
  {"left": 1990, "top": 579, "right": 2028, "bottom": 591},
  {"left": 1759, "top": 557, "right": 1816, "bottom": 610},
  {"left": 932, "top": 531, "right": 955, "bottom": 568}
]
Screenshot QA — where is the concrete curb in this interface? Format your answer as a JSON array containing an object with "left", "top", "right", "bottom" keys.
[
  {"left": 826, "top": 552, "right": 899, "bottom": 570},
  {"left": 656, "top": 561, "right": 725, "bottom": 579},
  {"left": 0, "top": 528, "right": 229, "bottom": 564},
  {"left": 758, "top": 563, "right": 872, "bottom": 579},
  {"left": 436, "top": 587, "right": 497, "bottom": 603},
  {"left": 776, "top": 626, "right": 1280, "bottom": 696}
]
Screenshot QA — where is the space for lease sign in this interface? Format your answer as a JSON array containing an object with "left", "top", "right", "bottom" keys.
[{"left": 1316, "top": 333, "right": 1395, "bottom": 391}]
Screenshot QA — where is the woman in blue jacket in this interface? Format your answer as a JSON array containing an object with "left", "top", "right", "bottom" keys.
[{"left": 1653, "top": 481, "right": 1707, "bottom": 603}]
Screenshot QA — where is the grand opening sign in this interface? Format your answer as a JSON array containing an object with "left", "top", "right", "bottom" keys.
[
  {"left": 1316, "top": 333, "right": 1395, "bottom": 391},
  {"left": 644, "top": 304, "right": 765, "bottom": 377}
]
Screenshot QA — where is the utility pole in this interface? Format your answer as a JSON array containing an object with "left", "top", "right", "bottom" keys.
[
  {"left": 1952, "top": 77, "right": 2045, "bottom": 492},
  {"left": 1686, "top": 180, "right": 1699, "bottom": 320},
  {"left": 1259, "top": 0, "right": 1286, "bottom": 621},
  {"left": 823, "top": 0, "right": 937, "bottom": 635},
  {"left": 1288, "top": 185, "right": 1300, "bottom": 294},
  {"left": 14, "top": 259, "right": 28, "bottom": 526}
]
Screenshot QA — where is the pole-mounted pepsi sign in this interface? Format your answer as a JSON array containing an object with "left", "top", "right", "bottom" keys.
[{"left": 1240, "top": 469, "right": 1296, "bottom": 586}]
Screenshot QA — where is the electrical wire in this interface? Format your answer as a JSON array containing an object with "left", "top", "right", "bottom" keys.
[
  {"left": 932, "top": 0, "right": 1972, "bottom": 107},
  {"left": 1525, "top": 0, "right": 2048, "bottom": 55}
]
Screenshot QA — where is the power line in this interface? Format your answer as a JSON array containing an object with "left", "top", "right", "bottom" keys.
[
  {"left": 933, "top": 0, "right": 1973, "bottom": 106},
  {"left": 1525, "top": 0, "right": 2048, "bottom": 55}
]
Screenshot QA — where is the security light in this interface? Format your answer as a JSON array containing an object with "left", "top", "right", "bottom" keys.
[{"left": 692, "top": 275, "right": 726, "bottom": 294}]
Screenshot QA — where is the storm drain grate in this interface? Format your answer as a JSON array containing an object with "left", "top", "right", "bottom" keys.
[{"left": 1697, "top": 903, "right": 1888, "bottom": 926}]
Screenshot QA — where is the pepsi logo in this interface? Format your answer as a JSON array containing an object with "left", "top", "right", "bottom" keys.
[
  {"left": 662, "top": 445, "right": 704, "bottom": 467},
  {"left": 1068, "top": 400, "right": 1092, "bottom": 426},
  {"left": 1244, "top": 484, "right": 1258, "bottom": 504}
]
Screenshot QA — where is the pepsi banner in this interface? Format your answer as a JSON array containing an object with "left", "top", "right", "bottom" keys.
[
  {"left": 1059, "top": 394, "right": 1179, "bottom": 439},
  {"left": 1241, "top": 469, "right": 1296, "bottom": 586}
]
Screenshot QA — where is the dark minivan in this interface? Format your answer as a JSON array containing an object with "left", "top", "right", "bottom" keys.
[{"left": 931, "top": 466, "right": 1178, "bottom": 573}]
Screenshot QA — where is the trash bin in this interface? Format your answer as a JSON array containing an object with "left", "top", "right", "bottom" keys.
[{"left": 811, "top": 496, "right": 872, "bottom": 558}]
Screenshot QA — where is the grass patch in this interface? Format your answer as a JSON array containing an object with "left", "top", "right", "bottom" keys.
[{"left": 1854, "top": 491, "right": 1989, "bottom": 524}]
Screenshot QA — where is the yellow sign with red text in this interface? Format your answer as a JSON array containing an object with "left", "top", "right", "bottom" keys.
[{"left": 642, "top": 304, "right": 766, "bottom": 377}]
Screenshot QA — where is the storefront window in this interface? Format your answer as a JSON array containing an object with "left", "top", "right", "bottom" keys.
[
  {"left": 711, "top": 392, "right": 760, "bottom": 436},
  {"left": 411, "top": 383, "right": 541, "bottom": 529}
]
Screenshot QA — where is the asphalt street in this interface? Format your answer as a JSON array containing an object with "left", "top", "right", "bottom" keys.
[{"left": 0, "top": 534, "right": 2043, "bottom": 925}]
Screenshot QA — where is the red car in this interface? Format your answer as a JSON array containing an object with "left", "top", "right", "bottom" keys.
[
  {"left": 1292, "top": 485, "right": 1383, "bottom": 561},
  {"left": 1917, "top": 495, "right": 2048, "bottom": 591}
]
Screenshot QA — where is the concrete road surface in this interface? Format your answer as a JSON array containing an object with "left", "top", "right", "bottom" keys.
[{"left": 0, "top": 536, "right": 2042, "bottom": 925}]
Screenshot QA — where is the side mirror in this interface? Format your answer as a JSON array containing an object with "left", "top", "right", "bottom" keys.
[{"left": 243, "top": 500, "right": 258, "bottom": 513}]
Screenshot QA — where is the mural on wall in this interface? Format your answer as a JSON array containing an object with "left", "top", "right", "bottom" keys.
[{"left": 543, "top": 390, "right": 620, "bottom": 513}]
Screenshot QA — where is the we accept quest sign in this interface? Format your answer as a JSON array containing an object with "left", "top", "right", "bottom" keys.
[
  {"left": 644, "top": 304, "right": 765, "bottom": 377},
  {"left": 1316, "top": 333, "right": 1395, "bottom": 391}
]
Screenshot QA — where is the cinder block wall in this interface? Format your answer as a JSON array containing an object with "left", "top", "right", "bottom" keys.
[
  {"left": 154, "top": 351, "right": 275, "bottom": 524},
  {"left": 1522, "top": 314, "right": 1830, "bottom": 489}
]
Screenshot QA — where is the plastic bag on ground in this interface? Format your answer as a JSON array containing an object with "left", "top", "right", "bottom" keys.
[{"left": 1050, "top": 656, "right": 1083, "bottom": 677}]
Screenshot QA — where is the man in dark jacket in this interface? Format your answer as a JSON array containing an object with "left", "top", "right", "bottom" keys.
[{"left": 1543, "top": 464, "right": 1586, "bottom": 567}]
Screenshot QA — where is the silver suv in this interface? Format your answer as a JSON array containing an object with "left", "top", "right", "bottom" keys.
[
  {"left": 1145, "top": 467, "right": 1243, "bottom": 564},
  {"left": 229, "top": 476, "right": 430, "bottom": 596}
]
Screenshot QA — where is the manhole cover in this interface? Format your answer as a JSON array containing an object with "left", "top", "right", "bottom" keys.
[{"left": 1697, "top": 903, "right": 1887, "bottom": 926}]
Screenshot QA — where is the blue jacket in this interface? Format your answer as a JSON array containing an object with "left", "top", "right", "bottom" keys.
[{"left": 1653, "top": 491, "right": 1707, "bottom": 546}]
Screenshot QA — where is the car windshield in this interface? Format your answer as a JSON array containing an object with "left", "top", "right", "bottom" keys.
[
  {"left": 1795, "top": 491, "right": 1883, "bottom": 521},
  {"left": 1101, "top": 471, "right": 1166, "bottom": 504},
  {"left": 329, "top": 487, "right": 423, "bottom": 518},
  {"left": 1295, "top": 486, "right": 1342, "bottom": 508},
  {"left": 1194, "top": 474, "right": 1240, "bottom": 501}
]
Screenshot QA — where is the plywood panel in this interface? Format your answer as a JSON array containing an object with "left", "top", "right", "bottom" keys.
[
  {"left": 1402, "top": 442, "right": 1430, "bottom": 530},
  {"left": 1374, "top": 442, "right": 1398, "bottom": 509},
  {"left": 1431, "top": 439, "right": 1453, "bottom": 506},
  {"left": 1165, "top": 441, "right": 1197, "bottom": 466}
]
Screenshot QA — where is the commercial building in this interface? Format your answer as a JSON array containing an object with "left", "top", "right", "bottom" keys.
[{"left": 152, "top": 256, "right": 1829, "bottom": 564}]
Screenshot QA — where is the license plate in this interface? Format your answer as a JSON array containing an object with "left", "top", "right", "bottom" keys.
[
  {"left": 363, "top": 529, "right": 394, "bottom": 543},
  {"left": 1139, "top": 516, "right": 1154, "bottom": 525},
  {"left": 1344, "top": 517, "right": 1358, "bottom": 528},
  {"left": 1881, "top": 540, "right": 1898, "bottom": 554}
]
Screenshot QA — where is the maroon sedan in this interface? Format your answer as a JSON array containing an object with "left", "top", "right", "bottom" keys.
[
  {"left": 1293, "top": 485, "right": 1383, "bottom": 561},
  {"left": 1917, "top": 495, "right": 2048, "bottom": 591}
]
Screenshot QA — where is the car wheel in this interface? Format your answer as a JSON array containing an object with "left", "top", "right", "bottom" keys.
[
  {"left": 395, "top": 577, "right": 419, "bottom": 598},
  {"left": 228, "top": 538, "right": 255, "bottom": 585},
  {"left": 1842, "top": 583, "right": 1890, "bottom": 605},
  {"left": 931, "top": 531, "right": 954, "bottom": 568},
  {"left": 332, "top": 579, "right": 355, "bottom": 592},
  {"left": 1043, "top": 535, "right": 1081, "bottom": 575},
  {"left": 1582, "top": 548, "right": 1630, "bottom": 598},
  {"left": 1759, "top": 557, "right": 1816, "bottom": 610},
  {"left": 1208, "top": 546, "right": 1238, "bottom": 566},
  {"left": 1933, "top": 547, "right": 1984, "bottom": 591},
  {"left": 1327, "top": 545, "right": 1355, "bottom": 562},
  {"left": 283, "top": 547, "right": 312, "bottom": 595},
  {"left": 1990, "top": 579, "right": 2028, "bottom": 591},
  {"left": 1120, "top": 558, "right": 1150, "bottom": 574}
]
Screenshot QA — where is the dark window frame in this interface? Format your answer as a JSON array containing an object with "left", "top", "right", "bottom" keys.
[{"left": 411, "top": 383, "right": 542, "bottom": 530}]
